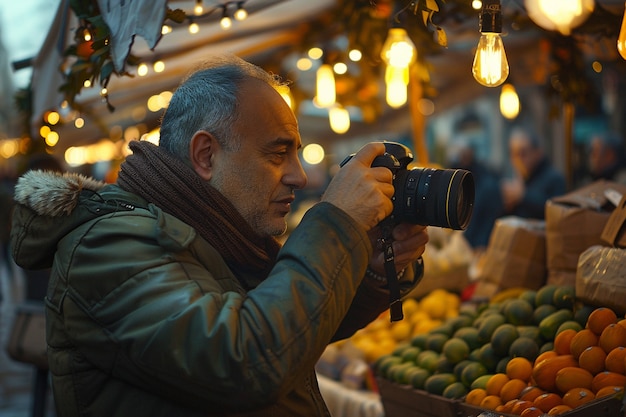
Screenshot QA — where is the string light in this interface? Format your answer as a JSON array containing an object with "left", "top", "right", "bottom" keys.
[
  {"left": 189, "top": 21, "right": 200, "bottom": 34},
  {"left": 234, "top": 2, "right": 248, "bottom": 20},
  {"left": 220, "top": 6, "right": 232, "bottom": 30},
  {"left": 137, "top": 63, "right": 148, "bottom": 76},
  {"left": 472, "top": 0, "right": 509, "bottom": 87},
  {"left": 194, "top": 0, "right": 203, "bottom": 16}
]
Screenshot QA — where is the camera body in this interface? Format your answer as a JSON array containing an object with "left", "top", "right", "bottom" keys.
[{"left": 344, "top": 141, "right": 475, "bottom": 230}]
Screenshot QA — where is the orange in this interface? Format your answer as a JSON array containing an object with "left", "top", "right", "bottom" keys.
[
  {"left": 591, "top": 371, "right": 626, "bottom": 393},
  {"left": 605, "top": 346, "right": 626, "bottom": 374},
  {"left": 578, "top": 346, "right": 606, "bottom": 375},
  {"left": 532, "top": 354, "right": 578, "bottom": 392},
  {"left": 486, "top": 373, "right": 510, "bottom": 396},
  {"left": 554, "top": 366, "right": 594, "bottom": 393},
  {"left": 598, "top": 323, "right": 626, "bottom": 354},
  {"left": 569, "top": 329, "right": 598, "bottom": 360},
  {"left": 533, "top": 350, "right": 557, "bottom": 365},
  {"left": 554, "top": 328, "right": 577, "bottom": 355},
  {"left": 519, "top": 385, "right": 546, "bottom": 402},
  {"left": 521, "top": 406, "right": 545, "bottom": 417},
  {"left": 533, "top": 392, "right": 563, "bottom": 413},
  {"left": 511, "top": 400, "right": 534, "bottom": 415},
  {"left": 500, "top": 378, "right": 528, "bottom": 403},
  {"left": 480, "top": 394, "right": 502, "bottom": 410},
  {"left": 465, "top": 388, "right": 487, "bottom": 406},
  {"left": 595, "top": 385, "right": 624, "bottom": 398},
  {"left": 498, "top": 399, "right": 518, "bottom": 414},
  {"left": 617, "top": 318, "right": 626, "bottom": 330},
  {"left": 506, "top": 357, "right": 533, "bottom": 382},
  {"left": 586, "top": 307, "right": 618, "bottom": 335},
  {"left": 547, "top": 404, "right": 573, "bottom": 415},
  {"left": 562, "top": 387, "right": 595, "bottom": 408}
]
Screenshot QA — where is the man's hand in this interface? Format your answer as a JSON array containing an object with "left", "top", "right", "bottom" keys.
[
  {"left": 368, "top": 223, "right": 429, "bottom": 275},
  {"left": 321, "top": 143, "right": 394, "bottom": 231}
]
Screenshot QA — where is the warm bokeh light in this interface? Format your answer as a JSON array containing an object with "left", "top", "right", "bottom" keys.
[
  {"left": 137, "top": 63, "right": 148, "bottom": 76},
  {"left": 417, "top": 98, "right": 435, "bottom": 116},
  {"left": 472, "top": 0, "right": 482, "bottom": 10},
  {"left": 333, "top": 62, "right": 348, "bottom": 75},
  {"left": 328, "top": 106, "right": 350, "bottom": 134},
  {"left": 45, "top": 111, "right": 60, "bottom": 125},
  {"left": 234, "top": 6, "right": 248, "bottom": 20},
  {"left": 302, "top": 143, "right": 325, "bottom": 164},
  {"left": 189, "top": 22, "right": 200, "bottom": 34},
  {"left": 524, "top": 0, "right": 594, "bottom": 35},
  {"left": 161, "top": 25, "right": 172, "bottom": 35},
  {"left": 39, "top": 125, "right": 51, "bottom": 138},
  {"left": 308, "top": 47, "right": 323, "bottom": 60},
  {"left": 348, "top": 49, "right": 362, "bottom": 62},
  {"left": 74, "top": 117, "right": 85, "bottom": 128},
  {"left": 45, "top": 131, "right": 59, "bottom": 147},
  {"left": 296, "top": 57, "right": 313, "bottom": 71},
  {"left": 153, "top": 60, "right": 165, "bottom": 73},
  {"left": 0, "top": 139, "right": 20, "bottom": 159},
  {"left": 316, "top": 64, "right": 336, "bottom": 107},
  {"left": 499, "top": 83, "right": 520, "bottom": 119}
]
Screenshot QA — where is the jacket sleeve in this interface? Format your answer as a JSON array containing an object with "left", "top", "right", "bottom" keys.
[{"left": 53, "top": 201, "right": 374, "bottom": 413}]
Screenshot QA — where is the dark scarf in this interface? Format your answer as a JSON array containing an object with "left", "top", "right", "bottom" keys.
[{"left": 117, "top": 140, "right": 281, "bottom": 287}]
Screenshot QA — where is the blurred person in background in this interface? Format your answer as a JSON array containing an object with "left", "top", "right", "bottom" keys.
[
  {"left": 9, "top": 55, "right": 428, "bottom": 417},
  {"left": 587, "top": 132, "right": 626, "bottom": 184},
  {"left": 501, "top": 127, "right": 566, "bottom": 220},
  {"left": 449, "top": 142, "right": 503, "bottom": 249}
]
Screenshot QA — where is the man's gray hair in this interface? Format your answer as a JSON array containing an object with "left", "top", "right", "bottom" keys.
[{"left": 158, "top": 55, "right": 288, "bottom": 161}]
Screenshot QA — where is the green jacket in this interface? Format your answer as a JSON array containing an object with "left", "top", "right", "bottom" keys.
[{"left": 10, "top": 171, "right": 421, "bottom": 416}]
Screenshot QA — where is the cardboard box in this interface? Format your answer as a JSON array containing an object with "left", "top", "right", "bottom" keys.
[
  {"left": 602, "top": 192, "right": 626, "bottom": 248},
  {"left": 545, "top": 180, "right": 626, "bottom": 286},
  {"left": 475, "top": 216, "right": 547, "bottom": 296},
  {"left": 576, "top": 245, "right": 626, "bottom": 317},
  {"left": 377, "top": 378, "right": 459, "bottom": 417}
]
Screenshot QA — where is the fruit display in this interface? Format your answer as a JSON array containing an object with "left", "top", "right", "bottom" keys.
[
  {"left": 337, "top": 289, "right": 463, "bottom": 364},
  {"left": 374, "top": 283, "right": 626, "bottom": 416}
]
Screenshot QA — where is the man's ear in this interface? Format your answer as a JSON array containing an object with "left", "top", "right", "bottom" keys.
[{"left": 189, "top": 130, "right": 217, "bottom": 180}]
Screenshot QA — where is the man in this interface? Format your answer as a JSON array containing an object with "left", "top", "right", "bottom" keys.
[
  {"left": 587, "top": 133, "right": 626, "bottom": 184},
  {"left": 10, "top": 55, "right": 428, "bottom": 416},
  {"left": 501, "top": 128, "right": 566, "bottom": 219}
]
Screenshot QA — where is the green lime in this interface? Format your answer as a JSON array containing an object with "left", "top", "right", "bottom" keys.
[{"left": 442, "top": 337, "right": 471, "bottom": 364}]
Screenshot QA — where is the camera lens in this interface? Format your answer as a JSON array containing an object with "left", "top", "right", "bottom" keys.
[{"left": 393, "top": 167, "right": 475, "bottom": 230}]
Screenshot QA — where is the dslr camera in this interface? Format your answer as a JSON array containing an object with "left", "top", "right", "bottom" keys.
[{"left": 342, "top": 141, "right": 475, "bottom": 230}]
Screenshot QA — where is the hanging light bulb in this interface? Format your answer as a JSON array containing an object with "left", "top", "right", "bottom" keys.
[
  {"left": 188, "top": 21, "right": 200, "bottom": 34},
  {"left": 618, "top": 2, "right": 626, "bottom": 60},
  {"left": 329, "top": 105, "right": 350, "bottom": 134},
  {"left": 385, "top": 66, "right": 409, "bottom": 108},
  {"left": 194, "top": 0, "right": 203, "bottom": 16},
  {"left": 499, "top": 83, "right": 520, "bottom": 119},
  {"left": 472, "top": 0, "right": 509, "bottom": 87},
  {"left": 524, "top": 0, "right": 594, "bottom": 35},
  {"left": 220, "top": 6, "right": 232, "bottom": 30},
  {"left": 315, "top": 64, "right": 336, "bottom": 107},
  {"left": 380, "top": 27, "right": 416, "bottom": 108},
  {"left": 380, "top": 28, "right": 417, "bottom": 68},
  {"left": 234, "top": 2, "right": 248, "bottom": 20}
]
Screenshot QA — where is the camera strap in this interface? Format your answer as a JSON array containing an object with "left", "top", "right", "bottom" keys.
[{"left": 379, "top": 218, "right": 403, "bottom": 322}]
